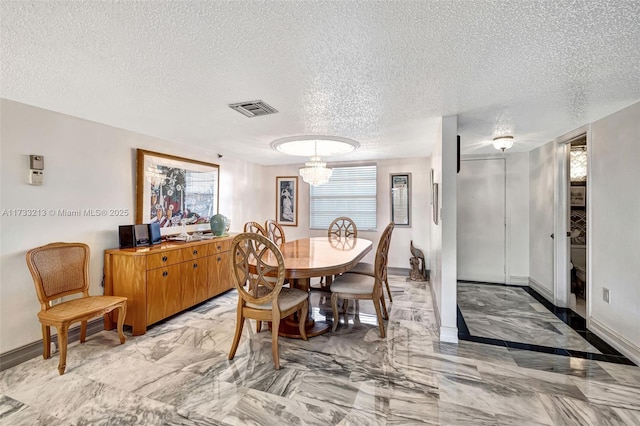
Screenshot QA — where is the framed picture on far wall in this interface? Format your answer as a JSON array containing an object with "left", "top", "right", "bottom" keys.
[
  {"left": 570, "top": 186, "right": 586, "bottom": 207},
  {"left": 276, "top": 176, "right": 298, "bottom": 226}
]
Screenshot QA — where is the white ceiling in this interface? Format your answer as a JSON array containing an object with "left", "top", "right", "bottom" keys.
[{"left": 2, "top": 1, "right": 639, "bottom": 165}]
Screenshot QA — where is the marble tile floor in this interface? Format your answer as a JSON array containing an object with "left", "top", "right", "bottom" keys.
[
  {"left": 457, "top": 282, "right": 633, "bottom": 365},
  {"left": 2, "top": 276, "right": 640, "bottom": 425}
]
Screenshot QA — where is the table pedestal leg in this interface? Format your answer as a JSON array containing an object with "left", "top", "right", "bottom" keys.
[{"left": 274, "top": 277, "right": 331, "bottom": 338}]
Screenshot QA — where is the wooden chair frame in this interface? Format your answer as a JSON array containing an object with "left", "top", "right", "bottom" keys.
[
  {"left": 328, "top": 216, "right": 358, "bottom": 239},
  {"left": 26, "top": 242, "right": 127, "bottom": 375},
  {"left": 331, "top": 222, "right": 394, "bottom": 338},
  {"left": 265, "top": 219, "right": 286, "bottom": 247},
  {"left": 243, "top": 221, "right": 267, "bottom": 236},
  {"left": 228, "top": 233, "right": 308, "bottom": 369}
]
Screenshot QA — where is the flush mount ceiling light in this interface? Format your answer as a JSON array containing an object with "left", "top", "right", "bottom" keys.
[
  {"left": 492, "top": 135, "right": 514, "bottom": 152},
  {"left": 272, "top": 136, "right": 360, "bottom": 186}
]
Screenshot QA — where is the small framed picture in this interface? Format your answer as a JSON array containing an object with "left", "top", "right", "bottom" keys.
[
  {"left": 570, "top": 186, "right": 586, "bottom": 207},
  {"left": 390, "top": 173, "right": 411, "bottom": 227},
  {"left": 276, "top": 176, "right": 298, "bottom": 226}
]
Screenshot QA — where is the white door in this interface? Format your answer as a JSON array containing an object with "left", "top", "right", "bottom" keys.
[{"left": 457, "top": 158, "right": 506, "bottom": 283}]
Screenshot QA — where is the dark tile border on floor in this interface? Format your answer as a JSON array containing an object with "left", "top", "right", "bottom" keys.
[{"left": 456, "top": 281, "right": 636, "bottom": 366}]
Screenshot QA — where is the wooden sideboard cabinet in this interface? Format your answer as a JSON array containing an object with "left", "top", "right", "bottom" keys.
[{"left": 103, "top": 236, "right": 233, "bottom": 335}]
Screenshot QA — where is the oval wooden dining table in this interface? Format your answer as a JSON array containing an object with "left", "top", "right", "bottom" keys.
[{"left": 276, "top": 236, "right": 372, "bottom": 338}]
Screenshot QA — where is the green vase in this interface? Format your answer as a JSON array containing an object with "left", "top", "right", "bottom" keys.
[{"left": 209, "top": 214, "right": 229, "bottom": 236}]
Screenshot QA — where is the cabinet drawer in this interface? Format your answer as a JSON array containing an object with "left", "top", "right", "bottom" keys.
[
  {"left": 182, "top": 245, "right": 208, "bottom": 261},
  {"left": 147, "top": 249, "right": 184, "bottom": 270},
  {"left": 208, "top": 238, "right": 231, "bottom": 255}
]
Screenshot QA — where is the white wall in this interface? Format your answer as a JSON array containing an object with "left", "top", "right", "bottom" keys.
[
  {"left": 506, "top": 152, "right": 530, "bottom": 283},
  {"left": 429, "top": 116, "right": 458, "bottom": 343},
  {"left": 529, "top": 141, "right": 555, "bottom": 300},
  {"left": 588, "top": 102, "right": 640, "bottom": 363},
  {"left": 0, "top": 99, "right": 262, "bottom": 353},
  {"left": 260, "top": 157, "right": 431, "bottom": 270}
]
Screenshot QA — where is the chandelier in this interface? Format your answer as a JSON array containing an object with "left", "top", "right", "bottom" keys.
[
  {"left": 493, "top": 135, "right": 514, "bottom": 152},
  {"left": 272, "top": 136, "right": 359, "bottom": 186},
  {"left": 299, "top": 155, "right": 333, "bottom": 186}
]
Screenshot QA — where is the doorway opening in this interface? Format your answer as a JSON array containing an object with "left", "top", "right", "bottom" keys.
[{"left": 568, "top": 136, "right": 588, "bottom": 318}]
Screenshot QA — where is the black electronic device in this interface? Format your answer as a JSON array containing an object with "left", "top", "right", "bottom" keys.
[
  {"left": 119, "top": 224, "right": 156, "bottom": 248},
  {"left": 134, "top": 224, "right": 150, "bottom": 246},
  {"left": 148, "top": 222, "right": 162, "bottom": 245},
  {"left": 118, "top": 225, "right": 136, "bottom": 248}
]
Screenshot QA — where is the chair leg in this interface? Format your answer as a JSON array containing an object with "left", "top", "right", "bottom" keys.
[
  {"left": 42, "top": 325, "right": 51, "bottom": 359},
  {"left": 299, "top": 301, "right": 308, "bottom": 341},
  {"left": 373, "top": 298, "right": 386, "bottom": 338},
  {"left": 271, "top": 313, "right": 281, "bottom": 370},
  {"left": 116, "top": 304, "right": 127, "bottom": 344},
  {"left": 256, "top": 321, "right": 262, "bottom": 333},
  {"left": 80, "top": 321, "right": 87, "bottom": 343},
  {"left": 331, "top": 293, "right": 340, "bottom": 332},
  {"left": 56, "top": 324, "right": 69, "bottom": 375},
  {"left": 384, "top": 277, "right": 393, "bottom": 302},
  {"left": 380, "top": 293, "right": 389, "bottom": 320},
  {"left": 228, "top": 309, "right": 245, "bottom": 361}
]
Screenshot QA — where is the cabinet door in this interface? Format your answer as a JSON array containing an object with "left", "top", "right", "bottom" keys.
[
  {"left": 147, "top": 264, "right": 182, "bottom": 325},
  {"left": 207, "top": 251, "right": 232, "bottom": 298},
  {"left": 182, "top": 257, "right": 209, "bottom": 308}
]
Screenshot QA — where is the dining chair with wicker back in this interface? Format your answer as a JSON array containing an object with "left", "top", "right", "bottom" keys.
[
  {"left": 330, "top": 222, "right": 394, "bottom": 338},
  {"left": 228, "top": 233, "right": 308, "bottom": 369},
  {"left": 25, "top": 242, "right": 127, "bottom": 375}
]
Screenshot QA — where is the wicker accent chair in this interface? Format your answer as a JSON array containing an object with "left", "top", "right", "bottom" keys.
[
  {"left": 244, "top": 221, "right": 267, "bottom": 236},
  {"left": 228, "top": 233, "right": 308, "bottom": 369},
  {"left": 265, "top": 219, "right": 286, "bottom": 248},
  {"left": 25, "top": 242, "right": 127, "bottom": 375},
  {"left": 330, "top": 222, "right": 394, "bottom": 338}
]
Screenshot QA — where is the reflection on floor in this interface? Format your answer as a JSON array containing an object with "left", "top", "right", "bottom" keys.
[
  {"left": 2, "top": 276, "right": 640, "bottom": 425},
  {"left": 457, "top": 282, "right": 632, "bottom": 364}
]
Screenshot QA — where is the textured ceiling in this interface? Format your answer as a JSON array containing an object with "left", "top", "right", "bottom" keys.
[{"left": 2, "top": 1, "right": 639, "bottom": 165}]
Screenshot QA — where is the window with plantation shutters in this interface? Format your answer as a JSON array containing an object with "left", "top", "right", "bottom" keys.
[{"left": 309, "top": 165, "right": 377, "bottom": 231}]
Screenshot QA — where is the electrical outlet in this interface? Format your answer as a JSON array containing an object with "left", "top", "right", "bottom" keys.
[
  {"left": 50, "top": 342, "right": 57, "bottom": 354},
  {"left": 603, "top": 287, "right": 610, "bottom": 303}
]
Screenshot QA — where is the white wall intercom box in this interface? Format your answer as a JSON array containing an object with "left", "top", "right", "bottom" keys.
[{"left": 28, "top": 154, "right": 45, "bottom": 185}]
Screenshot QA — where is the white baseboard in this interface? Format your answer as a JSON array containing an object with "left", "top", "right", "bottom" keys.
[
  {"left": 529, "top": 277, "right": 554, "bottom": 303},
  {"left": 508, "top": 275, "right": 529, "bottom": 286},
  {"left": 440, "top": 326, "right": 459, "bottom": 343},
  {"left": 589, "top": 318, "right": 640, "bottom": 366}
]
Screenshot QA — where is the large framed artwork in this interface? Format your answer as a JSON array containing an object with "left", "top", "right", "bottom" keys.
[
  {"left": 276, "top": 176, "right": 298, "bottom": 226},
  {"left": 136, "top": 149, "right": 220, "bottom": 234},
  {"left": 390, "top": 173, "right": 411, "bottom": 227}
]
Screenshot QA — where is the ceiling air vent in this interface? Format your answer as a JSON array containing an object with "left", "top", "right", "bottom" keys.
[{"left": 228, "top": 100, "right": 278, "bottom": 118}]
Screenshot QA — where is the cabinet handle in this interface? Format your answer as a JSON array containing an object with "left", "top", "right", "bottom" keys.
[
  {"left": 193, "top": 249, "right": 198, "bottom": 255},
  {"left": 217, "top": 256, "right": 221, "bottom": 261},
  {"left": 217, "top": 245, "right": 221, "bottom": 250},
  {"left": 193, "top": 263, "right": 198, "bottom": 269},
  {"left": 162, "top": 271, "right": 168, "bottom": 277},
  {"left": 162, "top": 256, "right": 168, "bottom": 262}
]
